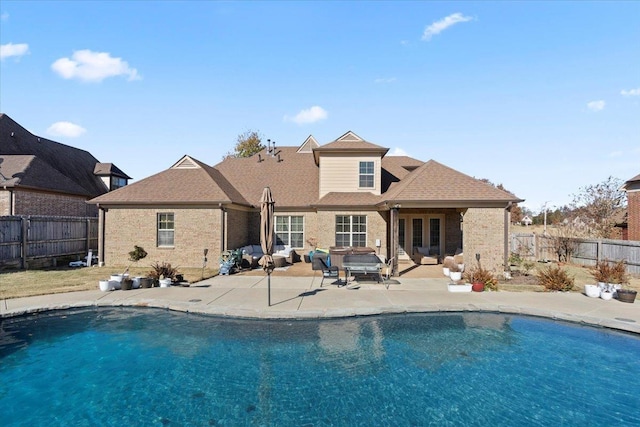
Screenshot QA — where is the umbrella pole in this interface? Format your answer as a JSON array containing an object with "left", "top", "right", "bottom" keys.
[{"left": 268, "top": 271, "right": 271, "bottom": 306}]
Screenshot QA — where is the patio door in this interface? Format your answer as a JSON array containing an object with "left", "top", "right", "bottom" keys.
[{"left": 398, "top": 215, "right": 444, "bottom": 261}]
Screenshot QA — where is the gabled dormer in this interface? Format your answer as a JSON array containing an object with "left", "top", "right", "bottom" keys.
[
  {"left": 94, "top": 163, "right": 132, "bottom": 191},
  {"left": 313, "top": 131, "right": 389, "bottom": 198}
]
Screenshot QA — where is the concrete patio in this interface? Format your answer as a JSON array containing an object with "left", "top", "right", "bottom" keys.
[{"left": 1, "top": 273, "right": 639, "bottom": 334}]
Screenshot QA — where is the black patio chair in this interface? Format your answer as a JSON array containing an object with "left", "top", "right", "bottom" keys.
[{"left": 318, "top": 258, "right": 341, "bottom": 287}]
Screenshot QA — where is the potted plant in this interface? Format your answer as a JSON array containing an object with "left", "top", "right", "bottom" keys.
[
  {"left": 149, "top": 261, "right": 178, "bottom": 287},
  {"left": 122, "top": 245, "right": 148, "bottom": 290},
  {"left": 589, "top": 260, "right": 611, "bottom": 298},
  {"left": 609, "top": 260, "right": 636, "bottom": 303},
  {"left": 448, "top": 263, "right": 462, "bottom": 282},
  {"left": 464, "top": 266, "right": 498, "bottom": 292}
]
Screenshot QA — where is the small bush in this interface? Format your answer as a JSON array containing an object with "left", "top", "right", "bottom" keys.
[
  {"left": 521, "top": 260, "right": 535, "bottom": 276},
  {"left": 537, "top": 265, "right": 574, "bottom": 291},
  {"left": 609, "top": 260, "right": 629, "bottom": 285},
  {"left": 590, "top": 260, "right": 612, "bottom": 283},
  {"left": 149, "top": 261, "right": 179, "bottom": 281},
  {"left": 464, "top": 266, "right": 498, "bottom": 291}
]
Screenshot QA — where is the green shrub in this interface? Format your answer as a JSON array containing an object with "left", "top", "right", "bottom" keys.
[
  {"left": 537, "top": 265, "right": 574, "bottom": 291},
  {"left": 521, "top": 260, "right": 535, "bottom": 276}
]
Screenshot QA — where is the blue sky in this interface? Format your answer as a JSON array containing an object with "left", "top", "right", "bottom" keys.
[{"left": 1, "top": 1, "right": 638, "bottom": 213}]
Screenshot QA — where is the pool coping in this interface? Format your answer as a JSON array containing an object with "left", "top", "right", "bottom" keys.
[{"left": 1, "top": 275, "right": 639, "bottom": 334}]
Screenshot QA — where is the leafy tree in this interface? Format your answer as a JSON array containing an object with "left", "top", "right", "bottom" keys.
[
  {"left": 224, "top": 130, "right": 265, "bottom": 159},
  {"left": 510, "top": 204, "right": 523, "bottom": 224},
  {"left": 570, "top": 176, "right": 626, "bottom": 238}
]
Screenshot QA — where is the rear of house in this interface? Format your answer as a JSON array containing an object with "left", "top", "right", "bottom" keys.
[{"left": 90, "top": 131, "right": 522, "bottom": 274}]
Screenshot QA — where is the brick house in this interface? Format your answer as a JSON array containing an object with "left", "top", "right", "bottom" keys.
[
  {"left": 90, "top": 131, "right": 522, "bottom": 274},
  {"left": 623, "top": 173, "right": 640, "bottom": 241},
  {"left": 0, "top": 113, "right": 130, "bottom": 217}
]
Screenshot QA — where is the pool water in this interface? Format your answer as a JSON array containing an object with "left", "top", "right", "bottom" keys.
[{"left": 1, "top": 309, "right": 639, "bottom": 426}]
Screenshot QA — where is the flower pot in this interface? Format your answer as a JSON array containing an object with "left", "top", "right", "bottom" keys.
[
  {"left": 98, "top": 280, "right": 112, "bottom": 292},
  {"left": 121, "top": 278, "right": 133, "bottom": 291},
  {"left": 108, "top": 280, "right": 121, "bottom": 290},
  {"left": 132, "top": 277, "right": 141, "bottom": 289},
  {"left": 139, "top": 277, "right": 153, "bottom": 288},
  {"left": 449, "top": 271, "right": 462, "bottom": 282},
  {"left": 159, "top": 278, "right": 172, "bottom": 287},
  {"left": 616, "top": 289, "right": 637, "bottom": 303},
  {"left": 584, "top": 284, "right": 601, "bottom": 298},
  {"left": 472, "top": 282, "right": 484, "bottom": 292},
  {"left": 600, "top": 290, "right": 613, "bottom": 301},
  {"left": 442, "top": 267, "right": 450, "bottom": 277}
]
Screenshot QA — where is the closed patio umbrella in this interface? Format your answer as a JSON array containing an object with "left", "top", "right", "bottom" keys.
[{"left": 258, "top": 186, "right": 275, "bottom": 306}]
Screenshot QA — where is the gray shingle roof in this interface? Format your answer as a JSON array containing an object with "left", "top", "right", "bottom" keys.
[{"left": 0, "top": 113, "right": 128, "bottom": 197}]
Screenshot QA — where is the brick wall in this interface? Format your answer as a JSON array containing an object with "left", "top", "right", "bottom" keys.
[
  {"left": 103, "top": 207, "right": 222, "bottom": 268},
  {"left": 12, "top": 189, "right": 97, "bottom": 217},
  {"left": 316, "top": 210, "right": 388, "bottom": 258},
  {"left": 225, "top": 208, "right": 251, "bottom": 250},
  {"left": 463, "top": 207, "right": 508, "bottom": 273},
  {"left": 628, "top": 190, "right": 640, "bottom": 241}
]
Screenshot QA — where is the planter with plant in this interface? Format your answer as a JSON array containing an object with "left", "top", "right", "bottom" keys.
[
  {"left": 464, "top": 266, "right": 498, "bottom": 292},
  {"left": 448, "top": 263, "right": 462, "bottom": 282},
  {"left": 120, "top": 245, "right": 148, "bottom": 290},
  {"left": 149, "top": 261, "right": 179, "bottom": 287},
  {"left": 609, "top": 260, "right": 636, "bottom": 303}
]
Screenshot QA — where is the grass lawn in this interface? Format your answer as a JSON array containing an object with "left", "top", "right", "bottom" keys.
[{"left": 0, "top": 266, "right": 218, "bottom": 299}]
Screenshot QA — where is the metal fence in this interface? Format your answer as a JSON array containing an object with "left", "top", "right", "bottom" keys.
[
  {"left": 511, "top": 233, "right": 640, "bottom": 275},
  {"left": 0, "top": 216, "right": 98, "bottom": 269}
]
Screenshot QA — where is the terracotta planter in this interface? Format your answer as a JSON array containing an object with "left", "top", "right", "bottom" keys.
[
  {"left": 617, "top": 289, "right": 637, "bottom": 303},
  {"left": 472, "top": 282, "right": 484, "bottom": 292}
]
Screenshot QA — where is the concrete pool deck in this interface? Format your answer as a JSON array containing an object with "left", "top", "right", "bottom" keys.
[{"left": 1, "top": 274, "right": 639, "bottom": 334}]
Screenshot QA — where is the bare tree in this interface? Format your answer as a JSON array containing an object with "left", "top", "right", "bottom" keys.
[
  {"left": 224, "top": 130, "right": 265, "bottom": 159},
  {"left": 570, "top": 176, "right": 626, "bottom": 238}
]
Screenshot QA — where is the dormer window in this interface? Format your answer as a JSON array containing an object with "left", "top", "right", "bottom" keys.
[
  {"left": 110, "top": 176, "right": 127, "bottom": 190},
  {"left": 359, "top": 161, "right": 374, "bottom": 188}
]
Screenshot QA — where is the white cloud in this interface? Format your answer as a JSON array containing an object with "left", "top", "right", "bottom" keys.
[
  {"left": 51, "top": 49, "right": 140, "bottom": 82},
  {"left": 374, "top": 77, "right": 397, "bottom": 84},
  {"left": 621, "top": 88, "right": 640, "bottom": 97},
  {"left": 0, "top": 43, "right": 29, "bottom": 60},
  {"left": 47, "top": 121, "right": 87, "bottom": 138},
  {"left": 389, "top": 148, "right": 408, "bottom": 156},
  {"left": 283, "top": 106, "right": 328, "bottom": 125},
  {"left": 587, "top": 100, "right": 605, "bottom": 112},
  {"left": 422, "top": 13, "right": 473, "bottom": 41}
]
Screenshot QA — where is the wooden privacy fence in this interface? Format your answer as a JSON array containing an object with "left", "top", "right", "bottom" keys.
[
  {"left": 0, "top": 216, "right": 98, "bottom": 269},
  {"left": 511, "top": 233, "right": 640, "bottom": 275}
]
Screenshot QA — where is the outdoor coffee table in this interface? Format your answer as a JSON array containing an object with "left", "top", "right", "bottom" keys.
[{"left": 272, "top": 255, "right": 287, "bottom": 268}]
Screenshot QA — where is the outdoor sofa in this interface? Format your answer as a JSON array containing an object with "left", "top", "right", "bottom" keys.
[{"left": 239, "top": 244, "right": 299, "bottom": 268}]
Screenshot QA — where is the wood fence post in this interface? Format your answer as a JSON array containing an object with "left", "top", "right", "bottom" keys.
[{"left": 21, "top": 216, "right": 28, "bottom": 269}]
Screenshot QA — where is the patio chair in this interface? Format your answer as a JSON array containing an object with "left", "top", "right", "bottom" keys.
[{"left": 319, "top": 258, "right": 341, "bottom": 287}]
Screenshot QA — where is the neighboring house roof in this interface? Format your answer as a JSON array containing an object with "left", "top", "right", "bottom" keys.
[
  {"left": 0, "top": 113, "right": 125, "bottom": 197},
  {"left": 94, "top": 163, "right": 132, "bottom": 179},
  {"left": 91, "top": 155, "right": 249, "bottom": 206},
  {"left": 0, "top": 155, "right": 91, "bottom": 195},
  {"left": 381, "top": 160, "right": 522, "bottom": 206},
  {"left": 623, "top": 173, "right": 640, "bottom": 191},
  {"left": 90, "top": 133, "right": 523, "bottom": 209}
]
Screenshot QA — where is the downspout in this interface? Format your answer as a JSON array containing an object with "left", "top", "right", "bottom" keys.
[
  {"left": 504, "top": 202, "right": 512, "bottom": 272},
  {"left": 9, "top": 188, "right": 14, "bottom": 216},
  {"left": 98, "top": 204, "right": 106, "bottom": 266},
  {"left": 219, "top": 203, "right": 226, "bottom": 253}
]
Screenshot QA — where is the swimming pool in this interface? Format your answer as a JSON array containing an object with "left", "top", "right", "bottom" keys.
[{"left": 1, "top": 308, "right": 639, "bottom": 426}]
